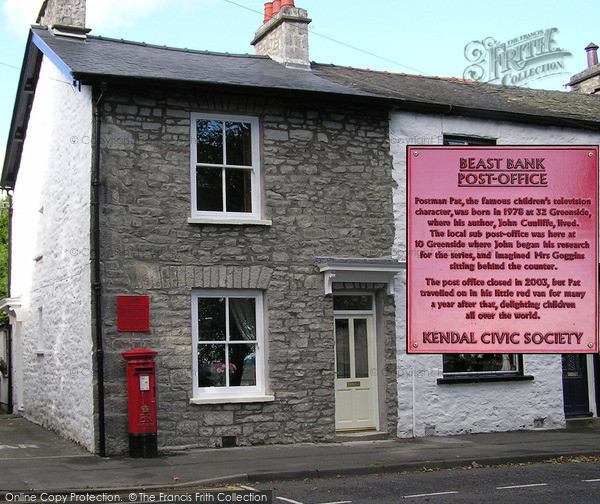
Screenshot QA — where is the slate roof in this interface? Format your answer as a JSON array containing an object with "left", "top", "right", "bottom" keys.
[
  {"left": 4, "top": 24, "right": 600, "bottom": 188},
  {"left": 312, "top": 64, "right": 600, "bottom": 129},
  {"left": 31, "top": 27, "right": 382, "bottom": 99},
  {"left": 32, "top": 25, "right": 600, "bottom": 129}
]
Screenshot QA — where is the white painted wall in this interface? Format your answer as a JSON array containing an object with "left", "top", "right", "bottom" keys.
[
  {"left": 11, "top": 56, "right": 94, "bottom": 450},
  {"left": 391, "top": 111, "right": 600, "bottom": 437}
]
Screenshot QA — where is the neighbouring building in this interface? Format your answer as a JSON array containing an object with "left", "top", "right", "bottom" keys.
[
  {"left": 314, "top": 63, "right": 600, "bottom": 436},
  {"left": 2, "top": 0, "right": 600, "bottom": 455},
  {"left": 569, "top": 42, "right": 600, "bottom": 94}
]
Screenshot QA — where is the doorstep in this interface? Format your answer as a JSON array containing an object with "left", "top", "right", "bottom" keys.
[{"left": 335, "top": 430, "right": 389, "bottom": 442}]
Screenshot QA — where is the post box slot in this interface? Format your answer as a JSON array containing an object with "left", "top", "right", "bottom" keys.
[{"left": 134, "top": 367, "right": 154, "bottom": 374}]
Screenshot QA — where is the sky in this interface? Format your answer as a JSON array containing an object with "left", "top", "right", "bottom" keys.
[{"left": 0, "top": 0, "right": 598, "bottom": 166}]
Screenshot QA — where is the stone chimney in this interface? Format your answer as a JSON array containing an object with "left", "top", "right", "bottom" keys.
[
  {"left": 568, "top": 43, "right": 600, "bottom": 94},
  {"left": 251, "top": 0, "right": 311, "bottom": 69},
  {"left": 37, "top": 0, "right": 87, "bottom": 34}
]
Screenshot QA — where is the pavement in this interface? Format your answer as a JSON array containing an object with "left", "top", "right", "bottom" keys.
[{"left": 0, "top": 414, "right": 599, "bottom": 492}]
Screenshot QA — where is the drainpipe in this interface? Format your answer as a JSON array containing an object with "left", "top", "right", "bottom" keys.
[{"left": 93, "top": 83, "right": 107, "bottom": 457}]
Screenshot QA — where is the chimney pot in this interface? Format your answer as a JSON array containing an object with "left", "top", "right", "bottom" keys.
[
  {"left": 281, "top": 0, "right": 295, "bottom": 7},
  {"left": 585, "top": 43, "right": 599, "bottom": 68},
  {"left": 272, "top": 0, "right": 281, "bottom": 14},
  {"left": 264, "top": 2, "right": 273, "bottom": 23}
]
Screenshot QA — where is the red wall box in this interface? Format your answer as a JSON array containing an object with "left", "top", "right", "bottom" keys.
[
  {"left": 117, "top": 296, "right": 150, "bottom": 332},
  {"left": 407, "top": 146, "right": 599, "bottom": 354},
  {"left": 122, "top": 349, "right": 158, "bottom": 458}
]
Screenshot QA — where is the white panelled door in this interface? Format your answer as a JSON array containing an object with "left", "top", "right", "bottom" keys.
[{"left": 334, "top": 315, "right": 377, "bottom": 431}]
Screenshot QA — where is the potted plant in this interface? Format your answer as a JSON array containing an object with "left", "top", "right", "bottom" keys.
[{"left": 0, "top": 357, "right": 7, "bottom": 378}]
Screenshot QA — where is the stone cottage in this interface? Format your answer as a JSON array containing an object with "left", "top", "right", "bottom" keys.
[
  {"left": 2, "top": 0, "right": 403, "bottom": 455},
  {"left": 3, "top": 0, "right": 600, "bottom": 455}
]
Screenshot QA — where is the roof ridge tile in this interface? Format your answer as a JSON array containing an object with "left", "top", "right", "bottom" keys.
[{"left": 85, "top": 32, "right": 270, "bottom": 60}]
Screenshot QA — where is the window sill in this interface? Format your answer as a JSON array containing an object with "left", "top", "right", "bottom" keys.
[
  {"left": 190, "top": 394, "right": 275, "bottom": 405},
  {"left": 188, "top": 217, "right": 272, "bottom": 226},
  {"left": 437, "top": 374, "right": 534, "bottom": 385}
]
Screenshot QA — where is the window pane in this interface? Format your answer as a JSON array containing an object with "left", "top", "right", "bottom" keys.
[
  {"left": 443, "top": 354, "right": 516, "bottom": 373},
  {"left": 354, "top": 319, "right": 369, "bottom": 378},
  {"left": 562, "top": 354, "right": 586, "bottom": 370},
  {"left": 333, "top": 295, "right": 372, "bottom": 311},
  {"left": 335, "top": 319, "right": 350, "bottom": 379},
  {"left": 229, "top": 343, "right": 256, "bottom": 386},
  {"left": 196, "top": 119, "right": 223, "bottom": 164},
  {"left": 225, "top": 168, "right": 252, "bottom": 213},
  {"left": 197, "top": 297, "right": 226, "bottom": 341},
  {"left": 196, "top": 166, "right": 223, "bottom": 211},
  {"left": 198, "top": 344, "right": 226, "bottom": 387},
  {"left": 229, "top": 298, "right": 256, "bottom": 341},
  {"left": 225, "top": 121, "right": 252, "bottom": 166},
  {"left": 442, "top": 135, "right": 497, "bottom": 146}
]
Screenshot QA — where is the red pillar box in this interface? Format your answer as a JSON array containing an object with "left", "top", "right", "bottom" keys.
[{"left": 122, "top": 349, "right": 158, "bottom": 458}]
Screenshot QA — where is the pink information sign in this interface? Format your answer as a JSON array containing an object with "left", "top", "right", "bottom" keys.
[{"left": 407, "top": 146, "right": 598, "bottom": 354}]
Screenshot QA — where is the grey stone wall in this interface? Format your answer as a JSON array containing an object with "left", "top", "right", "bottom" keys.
[{"left": 97, "top": 87, "right": 396, "bottom": 454}]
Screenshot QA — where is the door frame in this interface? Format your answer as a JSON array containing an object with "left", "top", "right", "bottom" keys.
[{"left": 333, "top": 292, "right": 380, "bottom": 432}]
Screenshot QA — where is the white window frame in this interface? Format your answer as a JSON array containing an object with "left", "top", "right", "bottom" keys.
[
  {"left": 189, "top": 113, "right": 269, "bottom": 225},
  {"left": 190, "top": 289, "right": 272, "bottom": 404},
  {"left": 332, "top": 293, "right": 375, "bottom": 316}
]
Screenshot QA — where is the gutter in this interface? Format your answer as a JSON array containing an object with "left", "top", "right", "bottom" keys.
[
  {"left": 1, "top": 32, "right": 44, "bottom": 189},
  {"left": 92, "top": 83, "right": 107, "bottom": 457},
  {"left": 70, "top": 72, "right": 389, "bottom": 105}
]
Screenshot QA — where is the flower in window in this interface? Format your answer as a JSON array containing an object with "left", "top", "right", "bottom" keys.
[
  {"left": 193, "top": 292, "right": 264, "bottom": 398},
  {"left": 212, "top": 362, "right": 237, "bottom": 374}
]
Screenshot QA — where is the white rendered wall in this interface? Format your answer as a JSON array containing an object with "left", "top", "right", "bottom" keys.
[
  {"left": 11, "top": 56, "right": 94, "bottom": 450},
  {"left": 391, "top": 111, "right": 600, "bottom": 437}
]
